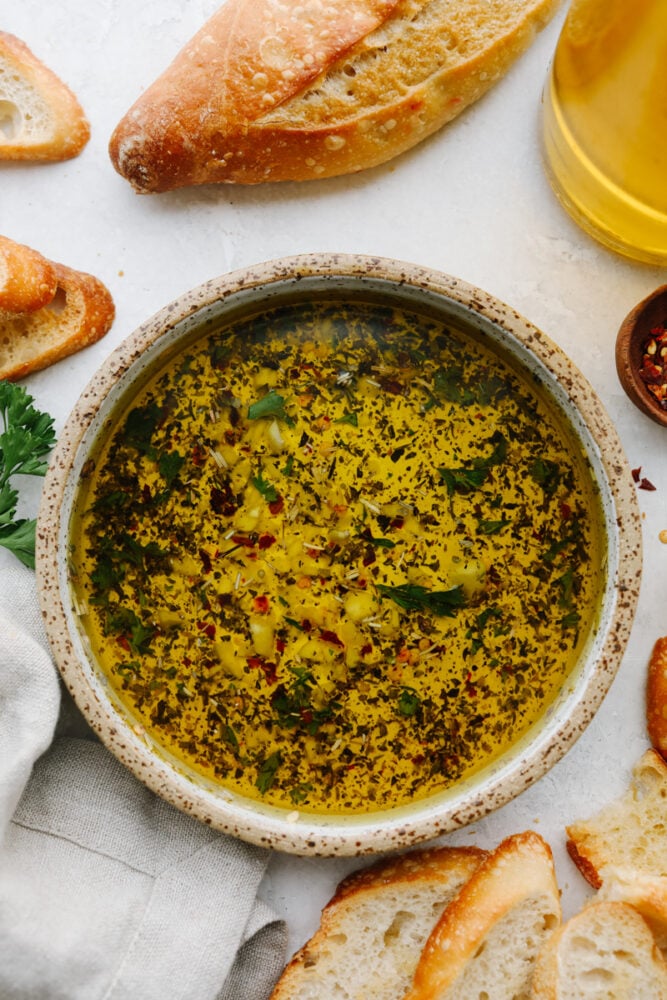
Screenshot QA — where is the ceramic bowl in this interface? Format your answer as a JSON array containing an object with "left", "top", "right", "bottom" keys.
[
  {"left": 36, "top": 254, "right": 642, "bottom": 857},
  {"left": 616, "top": 284, "right": 667, "bottom": 427}
]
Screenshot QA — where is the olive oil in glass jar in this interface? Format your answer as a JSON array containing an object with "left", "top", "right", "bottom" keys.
[{"left": 542, "top": 0, "right": 667, "bottom": 264}]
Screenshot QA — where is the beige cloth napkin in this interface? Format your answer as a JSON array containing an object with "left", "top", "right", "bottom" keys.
[{"left": 0, "top": 562, "right": 287, "bottom": 1000}]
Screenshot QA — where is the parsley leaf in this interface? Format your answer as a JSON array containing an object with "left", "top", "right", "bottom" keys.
[
  {"left": 247, "top": 390, "right": 294, "bottom": 426},
  {"left": 438, "top": 432, "right": 507, "bottom": 496},
  {"left": 0, "top": 382, "right": 56, "bottom": 569},
  {"left": 397, "top": 687, "right": 421, "bottom": 717},
  {"left": 252, "top": 471, "right": 279, "bottom": 502},
  {"left": 256, "top": 751, "right": 282, "bottom": 794},
  {"left": 377, "top": 583, "right": 465, "bottom": 617}
]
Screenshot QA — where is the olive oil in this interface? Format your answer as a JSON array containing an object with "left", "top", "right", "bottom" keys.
[
  {"left": 72, "top": 300, "right": 605, "bottom": 813},
  {"left": 542, "top": 0, "right": 667, "bottom": 263}
]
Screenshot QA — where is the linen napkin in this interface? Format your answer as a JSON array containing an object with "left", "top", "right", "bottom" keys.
[{"left": 0, "top": 561, "right": 287, "bottom": 1000}]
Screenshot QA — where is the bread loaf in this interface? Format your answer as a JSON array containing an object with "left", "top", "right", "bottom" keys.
[
  {"left": 269, "top": 845, "right": 487, "bottom": 1000},
  {"left": 109, "top": 0, "right": 562, "bottom": 192},
  {"left": 530, "top": 901, "right": 667, "bottom": 999},
  {"left": 648, "top": 635, "right": 667, "bottom": 759},
  {"left": 0, "top": 237, "right": 114, "bottom": 380},
  {"left": 0, "top": 32, "right": 89, "bottom": 160},
  {"left": 405, "top": 831, "right": 561, "bottom": 1000}
]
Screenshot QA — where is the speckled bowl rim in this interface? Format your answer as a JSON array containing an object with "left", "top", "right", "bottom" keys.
[{"left": 36, "top": 253, "right": 642, "bottom": 857}]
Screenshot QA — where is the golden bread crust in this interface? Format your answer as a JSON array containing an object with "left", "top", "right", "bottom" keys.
[
  {"left": 648, "top": 635, "right": 667, "bottom": 759},
  {"left": 0, "top": 235, "right": 58, "bottom": 313},
  {"left": 109, "top": 0, "right": 562, "bottom": 192}
]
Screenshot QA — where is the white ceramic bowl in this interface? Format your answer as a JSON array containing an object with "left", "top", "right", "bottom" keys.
[{"left": 36, "top": 254, "right": 642, "bottom": 857}]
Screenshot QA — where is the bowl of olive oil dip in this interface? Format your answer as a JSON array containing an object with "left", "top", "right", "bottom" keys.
[{"left": 37, "top": 254, "right": 641, "bottom": 856}]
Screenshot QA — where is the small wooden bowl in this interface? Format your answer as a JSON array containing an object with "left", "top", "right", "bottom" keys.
[{"left": 616, "top": 284, "right": 667, "bottom": 427}]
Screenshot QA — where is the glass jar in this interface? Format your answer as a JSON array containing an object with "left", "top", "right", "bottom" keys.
[{"left": 542, "top": 0, "right": 667, "bottom": 264}]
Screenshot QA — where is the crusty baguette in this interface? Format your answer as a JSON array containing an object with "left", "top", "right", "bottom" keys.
[
  {"left": 0, "top": 235, "right": 58, "bottom": 313},
  {"left": 530, "top": 901, "right": 667, "bottom": 1000},
  {"left": 0, "top": 252, "right": 114, "bottom": 381},
  {"left": 269, "top": 845, "right": 487, "bottom": 1000},
  {"left": 648, "top": 636, "right": 667, "bottom": 759},
  {"left": 0, "top": 31, "right": 89, "bottom": 160},
  {"left": 109, "top": 0, "right": 562, "bottom": 192},
  {"left": 405, "top": 831, "right": 561, "bottom": 1000},
  {"left": 566, "top": 749, "right": 667, "bottom": 891}
]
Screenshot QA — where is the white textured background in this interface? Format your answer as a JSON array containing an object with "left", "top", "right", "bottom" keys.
[{"left": 2, "top": 0, "right": 666, "bottom": 958}]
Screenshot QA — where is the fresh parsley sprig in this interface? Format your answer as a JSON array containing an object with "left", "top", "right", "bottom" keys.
[
  {"left": 0, "top": 381, "right": 56, "bottom": 569},
  {"left": 377, "top": 582, "right": 465, "bottom": 617}
]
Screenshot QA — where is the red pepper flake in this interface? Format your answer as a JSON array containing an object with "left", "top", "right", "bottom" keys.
[
  {"left": 252, "top": 595, "right": 270, "bottom": 613},
  {"left": 258, "top": 533, "right": 276, "bottom": 550},
  {"left": 632, "top": 466, "right": 656, "bottom": 490},
  {"left": 268, "top": 497, "right": 284, "bottom": 515},
  {"left": 197, "top": 620, "right": 216, "bottom": 640},
  {"left": 199, "top": 548, "right": 213, "bottom": 573},
  {"left": 276, "top": 638, "right": 286, "bottom": 653},
  {"left": 141, "top": 483, "right": 152, "bottom": 503},
  {"left": 362, "top": 546, "right": 376, "bottom": 567},
  {"left": 559, "top": 501, "right": 572, "bottom": 521},
  {"left": 320, "top": 629, "right": 345, "bottom": 648},
  {"left": 390, "top": 516, "right": 405, "bottom": 530},
  {"left": 360, "top": 643, "right": 373, "bottom": 657},
  {"left": 191, "top": 442, "right": 207, "bottom": 466},
  {"left": 639, "top": 323, "right": 667, "bottom": 409},
  {"left": 210, "top": 484, "right": 238, "bottom": 517},
  {"left": 247, "top": 656, "right": 278, "bottom": 684},
  {"left": 231, "top": 534, "right": 256, "bottom": 547},
  {"left": 301, "top": 619, "right": 313, "bottom": 633},
  {"left": 117, "top": 634, "right": 130, "bottom": 652}
]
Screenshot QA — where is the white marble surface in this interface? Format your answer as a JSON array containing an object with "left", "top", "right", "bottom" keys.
[{"left": 3, "top": 0, "right": 666, "bottom": 964}]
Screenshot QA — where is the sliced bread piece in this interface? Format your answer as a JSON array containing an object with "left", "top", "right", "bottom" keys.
[
  {"left": 595, "top": 870, "right": 667, "bottom": 957},
  {"left": 0, "top": 235, "right": 57, "bottom": 312},
  {"left": 0, "top": 32, "right": 89, "bottom": 160},
  {"left": 566, "top": 749, "right": 667, "bottom": 963},
  {"left": 566, "top": 749, "right": 667, "bottom": 890},
  {"left": 109, "top": 0, "right": 562, "bottom": 191},
  {"left": 405, "top": 831, "right": 561, "bottom": 1000},
  {"left": 0, "top": 257, "right": 114, "bottom": 380},
  {"left": 530, "top": 901, "right": 667, "bottom": 999},
  {"left": 269, "top": 845, "right": 487, "bottom": 1000},
  {"left": 647, "top": 635, "right": 667, "bottom": 760}
]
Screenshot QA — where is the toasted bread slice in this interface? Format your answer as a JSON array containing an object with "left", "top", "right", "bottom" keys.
[
  {"left": 109, "top": 0, "right": 561, "bottom": 191},
  {"left": 269, "top": 845, "right": 487, "bottom": 1000},
  {"left": 0, "top": 257, "right": 114, "bottom": 380},
  {"left": 405, "top": 831, "right": 561, "bottom": 1000},
  {"left": 566, "top": 749, "right": 667, "bottom": 891},
  {"left": 530, "top": 901, "right": 667, "bottom": 999},
  {"left": 0, "top": 235, "right": 58, "bottom": 312},
  {"left": 648, "top": 636, "right": 667, "bottom": 759},
  {"left": 0, "top": 32, "right": 89, "bottom": 160}
]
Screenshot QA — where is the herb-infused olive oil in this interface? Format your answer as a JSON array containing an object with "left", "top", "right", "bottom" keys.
[{"left": 71, "top": 300, "right": 605, "bottom": 813}]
